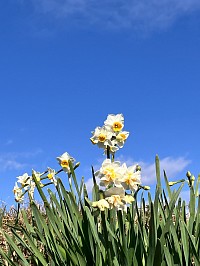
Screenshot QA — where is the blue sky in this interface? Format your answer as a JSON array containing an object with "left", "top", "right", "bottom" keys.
[{"left": 1, "top": 0, "right": 200, "bottom": 206}]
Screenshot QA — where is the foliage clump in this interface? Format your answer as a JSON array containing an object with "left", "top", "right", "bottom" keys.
[{"left": 0, "top": 114, "right": 200, "bottom": 266}]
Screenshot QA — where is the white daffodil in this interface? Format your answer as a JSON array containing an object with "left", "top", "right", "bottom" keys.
[
  {"left": 104, "top": 114, "right": 124, "bottom": 132},
  {"left": 16, "top": 173, "right": 31, "bottom": 190},
  {"left": 92, "top": 199, "right": 109, "bottom": 211},
  {"left": 13, "top": 182, "right": 21, "bottom": 195},
  {"left": 90, "top": 126, "right": 113, "bottom": 149},
  {"left": 32, "top": 169, "right": 42, "bottom": 182},
  {"left": 28, "top": 181, "right": 36, "bottom": 199},
  {"left": 13, "top": 186, "right": 24, "bottom": 203},
  {"left": 95, "top": 159, "right": 123, "bottom": 187},
  {"left": 56, "top": 152, "right": 75, "bottom": 173},
  {"left": 106, "top": 195, "right": 125, "bottom": 210},
  {"left": 47, "top": 167, "right": 57, "bottom": 186},
  {"left": 122, "top": 195, "right": 135, "bottom": 204},
  {"left": 115, "top": 131, "right": 129, "bottom": 148},
  {"left": 121, "top": 164, "right": 141, "bottom": 191},
  {"left": 15, "top": 193, "right": 24, "bottom": 203}
]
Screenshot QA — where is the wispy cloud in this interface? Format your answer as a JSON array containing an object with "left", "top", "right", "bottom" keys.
[
  {"left": 0, "top": 149, "right": 43, "bottom": 171},
  {"left": 29, "top": 0, "right": 200, "bottom": 30},
  {"left": 4, "top": 139, "right": 13, "bottom": 146},
  {"left": 85, "top": 155, "right": 191, "bottom": 193}
]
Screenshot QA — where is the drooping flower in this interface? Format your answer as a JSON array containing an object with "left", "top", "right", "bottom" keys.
[
  {"left": 92, "top": 199, "right": 109, "bottom": 211},
  {"left": 57, "top": 152, "right": 75, "bottom": 173},
  {"left": 120, "top": 163, "right": 141, "bottom": 191},
  {"left": 104, "top": 114, "right": 124, "bottom": 132}
]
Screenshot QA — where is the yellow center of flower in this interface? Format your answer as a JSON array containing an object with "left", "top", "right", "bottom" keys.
[
  {"left": 111, "top": 195, "right": 122, "bottom": 206},
  {"left": 61, "top": 160, "right": 69, "bottom": 168},
  {"left": 116, "top": 133, "right": 126, "bottom": 141},
  {"left": 47, "top": 173, "right": 53, "bottom": 180},
  {"left": 103, "top": 167, "right": 116, "bottom": 181},
  {"left": 125, "top": 173, "right": 135, "bottom": 184},
  {"left": 98, "top": 134, "right": 106, "bottom": 142},
  {"left": 113, "top": 122, "right": 123, "bottom": 132}
]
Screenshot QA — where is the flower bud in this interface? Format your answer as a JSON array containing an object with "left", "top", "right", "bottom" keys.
[
  {"left": 136, "top": 165, "right": 141, "bottom": 171},
  {"left": 168, "top": 181, "right": 176, "bottom": 186},
  {"left": 186, "top": 171, "right": 192, "bottom": 178}
]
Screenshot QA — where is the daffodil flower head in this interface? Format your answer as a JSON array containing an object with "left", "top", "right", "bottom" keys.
[
  {"left": 114, "top": 131, "right": 129, "bottom": 148},
  {"left": 122, "top": 195, "right": 135, "bottom": 204},
  {"left": 92, "top": 199, "right": 109, "bottom": 211},
  {"left": 106, "top": 195, "right": 125, "bottom": 210},
  {"left": 104, "top": 114, "right": 124, "bottom": 132},
  {"left": 56, "top": 152, "right": 75, "bottom": 173},
  {"left": 96, "top": 159, "right": 123, "bottom": 187},
  {"left": 15, "top": 193, "right": 24, "bottom": 203},
  {"left": 13, "top": 182, "right": 21, "bottom": 195},
  {"left": 16, "top": 173, "right": 31, "bottom": 189},
  {"left": 90, "top": 126, "right": 113, "bottom": 149},
  {"left": 121, "top": 163, "right": 141, "bottom": 191},
  {"left": 32, "top": 169, "right": 42, "bottom": 182},
  {"left": 47, "top": 167, "right": 57, "bottom": 186}
]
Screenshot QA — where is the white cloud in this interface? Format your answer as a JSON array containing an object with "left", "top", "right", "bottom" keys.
[
  {"left": 29, "top": 0, "right": 200, "bottom": 30},
  {"left": 0, "top": 149, "right": 43, "bottom": 171},
  {"left": 137, "top": 156, "right": 190, "bottom": 185},
  {"left": 84, "top": 155, "right": 191, "bottom": 192}
]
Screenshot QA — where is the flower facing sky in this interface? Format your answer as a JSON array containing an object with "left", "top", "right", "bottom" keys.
[
  {"left": 90, "top": 126, "right": 113, "bottom": 149},
  {"left": 56, "top": 152, "right": 75, "bottom": 173},
  {"left": 104, "top": 114, "right": 124, "bottom": 132},
  {"left": 90, "top": 114, "right": 129, "bottom": 153},
  {"left": 95, "top": 159, "right": 123, "bottom": 187}
]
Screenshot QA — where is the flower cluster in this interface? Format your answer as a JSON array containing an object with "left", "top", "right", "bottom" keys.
[
  {"left": 92, "top": 159, "right": 141, "bottom": 211},
  {"left": 90, "top": 114, "right": 129, "bottom": 154},
  {"left": 13, "top": 152, "right": 75, "bottom": 203},
  {"left": 91, "top": 114, "right": 149, "bottom": 211}
]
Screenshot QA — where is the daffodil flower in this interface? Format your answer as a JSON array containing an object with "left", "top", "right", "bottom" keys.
[
  {"left": 13, "top": 182, "right": 21, "bottom": 195},
  {"left": 47, "top": 167, "right": 57, "bottom": 186},
  {"left": 106, "top": 195, "right": 125, "bottom": 210},
  {"left": 120, "top": 163, "right": 141, "bottom": 191},
  {"left": 32, "top": 169, "right": 42, "bottom": 182},
  {"left": 92, "top": 199, "right": 109, "bottom": 211},
  {"left": 90, "top": 126, "right": 114, "bottom": 149},
  {"left": 56, "top": 152, "right": 75, "bottom": 173},
  {"left": 15, "top": 193, "right": 24, "bottom": 203},
  {"left": 122, "top": 195, "right": 135, "bottom": 204},
  {"left": 95, "top": 159, "right": 123, "bottom": 187},
  {"left": 16, "top": 173, "right": 31, "bottom": 190},
  {"left": 115, "top": 131, "right": 129, "bottom": 148},
  {"left": 104, "top": 114, "right": 124, "bottom": 132}
]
